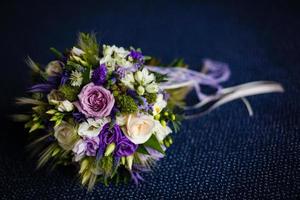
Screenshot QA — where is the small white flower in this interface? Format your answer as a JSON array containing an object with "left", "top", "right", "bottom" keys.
[
  {"left": 100, "top": 45, "right": 132, "bottom": 70},
  {"left": 70, "top": 70, "right": 83, "bottom": 87},
  {"left": 152, "top": 120, "right": 172, "bottom": 141},
  {"left": 103, "top": 45, "right": 114, "bottom": 57},
  {"left": 71, "top": 47, "right": 85, "bottom": 56},
  {"left": 57, "top": 100, "right": 74, "bottom": 112},
  {"left": 133, "top": 68, "right": 158, "bottom": 94},
  {"left": 78, "top": 118, "right": 110, "bottom": 138},
  {"left": 114, "top": 46, "right": 129, "bottom": 59},
  {"left": 152, "top": 94, "right": 167, "bottom": 115},
  {"left": 72, "top": 139, "right": 86, "bottom": 161},
  {"left": 145, "top": 82, "right": 159, "bottom": 93},
  {"left": 134, "top": 68, "right": 155, "bottom": 85},
  {"left": 121, "top": 72, "right": 135, "bottom": 89}
]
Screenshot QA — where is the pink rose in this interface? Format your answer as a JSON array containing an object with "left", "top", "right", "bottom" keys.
[{"left": 75, "top": 83, "right": 115, "bottom": 118}]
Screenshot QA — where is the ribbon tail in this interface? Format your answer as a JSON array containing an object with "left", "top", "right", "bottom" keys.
[{"left": 183, "top": 81, "right": 284, "bottom": 119}]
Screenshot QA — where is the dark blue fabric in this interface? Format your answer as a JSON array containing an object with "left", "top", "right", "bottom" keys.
[{"left": 0, "top": 0, "right": 299, "bottom": 199}]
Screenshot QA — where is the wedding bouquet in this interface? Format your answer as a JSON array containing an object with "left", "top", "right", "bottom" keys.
[{"left": 16, "top": 33, "right": 283, "bottom": 190}]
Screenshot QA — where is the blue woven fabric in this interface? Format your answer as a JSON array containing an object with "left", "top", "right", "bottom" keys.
[{"left": 0, "top": 1, "right": 299, "bottom": 199}]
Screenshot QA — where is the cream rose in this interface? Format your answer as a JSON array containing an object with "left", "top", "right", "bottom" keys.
[
  {"left": 125, "top": 114, "right": 155, "bottom": 144},
  {"left": 54, "top": 121, "right": 78, "bottom": 151}
]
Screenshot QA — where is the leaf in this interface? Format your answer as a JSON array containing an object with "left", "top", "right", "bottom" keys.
[
  {"left": 82, "top": 67, "right": 91, "bottom": 85},
  {"left": 136, "top": 145, "right": 150, "bottom": 155},
  {"left": 50, "top": 47, "right": 63, "bottom": 59},
  {"left": 16, "top": 97, "right": 46, "bottom": 105},
  {"left": 149, "top": 70, "right": 168, "bottom": 83},
  {"left": 168, "top": 58, "right": 187, "bottom": 67},
  {"left": 77, "top": 32, "right": 99, "bottom": 66},
  {"left": 144, "top": 135, "right": 165, "bottom": 155}
]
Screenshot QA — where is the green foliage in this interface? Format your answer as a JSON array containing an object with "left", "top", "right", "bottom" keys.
[
  {"left": 168, "top": 58, "right": 187, "bottom": 67},
  {"left": 65, "top": 60, "right": 84, "bottom": 71},
  {"left": 116, "top": 95, "right": 138, "bottom": 113},
  {"left": 81, "top": 67, "right": 91, "bottom": 85},
  {"left": 77, "top": 32, "right": 99, "bottom": 67},
  {"left": 49, "top": 47, "right": 63, "bottom": 59},
  {"left": 144, "top": 92, "right": 157, "bottom": 104},
  {"left": 16, "top": 97, "right": 46, "bottom": 106},
  {"left": 136, "top": 145, "right": 150, "bottom": 155},
  {"left": 152, "top": 71, "right": 168, "bottom": 83},
  {"left": 37, "top": 143, "right": 59, "bottom": 168},
  {"left": 99, "top": 156, "right": 114, "bottom": 176},
  {"left": 25, "top": 57, "right": 47, "bottom": 80},
  {"left": 58, "top": 85, "right": 80, "bottom": 101},
  {"left": 171, "top": 117, "right": 182, "bottom": 133},
  {"left": 144, "top": 134, "right": 165, "bottom": 155},
  {"left": 48, "top": 111, "right": 64, "bottom": 127}
]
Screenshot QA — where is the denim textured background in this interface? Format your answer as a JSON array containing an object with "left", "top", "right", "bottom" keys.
[{"left": 0, "top": 0, "right": 299, "bottom": 199}]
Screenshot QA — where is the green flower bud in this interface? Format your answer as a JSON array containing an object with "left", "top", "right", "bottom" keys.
[
  {"left": 160, "top": 120, "right": 167, "bottom": 127},
  {"left": 126, "top": 155, "right": 134, "bottom": 170},
  {"left": 169, "top": 137, "right": 173, "bottom": 145},
  {"left": 104, "top": 143, "right": 116, "bottom": 156},
  {"left": 82, "top": 170, "right": 91, "bottom": 185},
  {"left": 171, "top": 114, "right": 176, "bottom": 121},
  {"left": 137, "top": 85, "right": 145, "bottom": 96},
  {"left": 121, "top": 157, "right": 126, "bottom": 165},
  {"left": 51, "top": 148, "right": 60, "bottom": 157},
  {"left": 79, "top": 159, "right": 89, "bottom": 174},
  {"left": 154, "top": 114, "right": 161, "bottom": 120}
]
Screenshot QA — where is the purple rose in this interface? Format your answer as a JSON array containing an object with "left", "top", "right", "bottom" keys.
[
  {"left": 99, "top": 123, "right": 122, "bottom": 146},
  {"left": 116, "top": 137, "right": 138, "bottom": 157},
  {"left": 75, "top": 83, "right": 115, "bottom": 118},
  {"left": 97, "top": 123, "right": 122, "bottom": 158},
  {"left": 98, "top": 123, "right": 137, "bottom": 157}
]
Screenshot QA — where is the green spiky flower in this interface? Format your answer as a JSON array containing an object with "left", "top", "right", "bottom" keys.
[
  {"left": 117, "top": 95, "right": 138, "bottom": 113},
  {"left": 144, "top": 92, "right": 157, "bottom": 104},
  {"left": 58, "top": 85, "right": 80, "bottom": 102}
]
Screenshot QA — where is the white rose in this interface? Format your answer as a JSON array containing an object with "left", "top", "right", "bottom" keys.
[
  {"left": 152, "top": 120, "right": 172, "bottom": 141},
  {"left": 125, "top": 114, "right": 155, "bottom": 144},
  {"left": 152, "top": 94, "right": 167, "bottom": 115},
  {"left": 78, "top": 118, "right": 110, "bottom": 138},
  {"left": 57, "top": 100, "right": 74, "bottom": 112},
  {"left": 54, "top": 121, "right": 78, "bottom": 151}
]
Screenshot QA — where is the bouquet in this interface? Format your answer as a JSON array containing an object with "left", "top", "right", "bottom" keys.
[{"left": 15, "top": 33, "right": 283, "bottom": 190}]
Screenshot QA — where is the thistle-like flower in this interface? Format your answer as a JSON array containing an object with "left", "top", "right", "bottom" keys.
[{"left": 70, "top": 70, "right": 83, "bottom": 86}]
